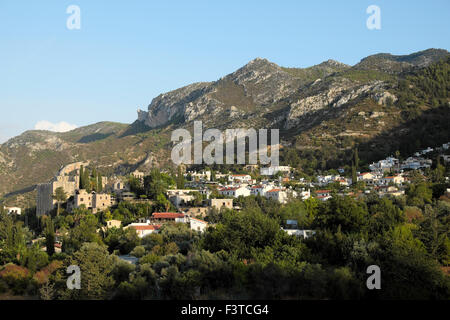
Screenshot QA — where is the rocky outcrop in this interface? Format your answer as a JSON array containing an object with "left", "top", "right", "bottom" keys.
[
  {"left": 354, "top": 49, "right": 449, "bottom": 73},
  {"left": 137, "top": 58, "right": 305, "bottom": 128},
  {"left": 137, "top": 82, "right": 212, "bottom": 128},
  {"left": 137, "top": 50, "right": 449, "bottom": 130},
  {"left": 285, "top": 79, "right": 390, "bottom": 129}
]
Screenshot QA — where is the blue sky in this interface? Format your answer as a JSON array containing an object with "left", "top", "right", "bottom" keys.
[{"left": 0, "top": 0, "right": 449, "bottom": 142}]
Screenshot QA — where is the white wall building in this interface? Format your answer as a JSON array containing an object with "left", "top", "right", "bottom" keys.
[
  {"left": 260, "top": 166, "right": 291, "bottom": 176},
  {"left": 218, "top": 186, "right": 251, "bottom": 198},
  {"left": 6, "top": 207, "right": 21, "bottom": 215},
  {"left": 228, "top": 174, "right": 252, "bottom": 183},
  {"left": 124, "top": 223, "right": 161, "bottom": 238},
  {"left": 189, "top": 217, "right": 208, "bottom": 233},
  {"left": 282, "top": 229, "right": 316, "bottom": 239}
]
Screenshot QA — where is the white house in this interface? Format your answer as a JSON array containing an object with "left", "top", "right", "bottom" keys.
[
  {"left": 401, "top": 157, "right": 432, "bottom": 170},
  {"left": 299, "top": 189, "right": 311, "bottom": 200},
  {"left": 282, "top": 229, "right": 316, "bottom": 239},
  {"left": 260, "top": 166, "right": 291, "bottom": 176},
  {"left": 189, "top": 217, "right": 208, "bottom": 233},
  {"left": 249, "top": 184, "right": 275, "bottom": 197},
  {"left": 228, "top": 174, "right": 252, "bottom": 183},
  {"left": 125, "top": 223, "right": 161, "bottom": 238},
  {"left": 6, "top": 207, "right": 21, "bottom": 215},
  {"left": 358, "top": 172, "right": 376, "bottom": 181},
  {"left": 186, "top": 170, "right": 211, "bottom": 181},
  {"left": 315, "top": 189, "right": 332, "bottom": 201},
  {"left": 218, "top": 186, "right": 251, "bottom": 198},
  {"left": 380, "top": 175, "right": 405, "bottom": 186},
  {"left": 169, "top": 193, "right": 195, "bottom": 208},
  {"left": 265, "top": 188, "right": 297, "bottom": 204}
]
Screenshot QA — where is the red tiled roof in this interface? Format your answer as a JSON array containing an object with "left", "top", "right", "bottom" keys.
[
  {"left": 131, "top": 225, "right": 161, "bottom": 231},
  {"left": 152, "top": 212, "right": 184, "bottom": 219},
  {"left": 315, "top": 190, "right": 331, "bottom": 193},
  {"left": 190, "top": 217, "right": 208, "bottom": 224},
  {"left": 267, "top": 188, "right": 281, "bottom": 193},
  {"left": 219, "top": 187, "right": 239, "bottom": 191}
]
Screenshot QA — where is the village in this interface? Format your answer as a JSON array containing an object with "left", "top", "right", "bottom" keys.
[{"left": 2, "top": 141, "right": 449, "bottom": 260}]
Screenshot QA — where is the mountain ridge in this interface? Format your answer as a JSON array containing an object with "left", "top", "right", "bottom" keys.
[
  {"left": 1, "top": 48, "right": 449, "bottom": 207},
  {"left": 137, "top": 48, "right": 448, "bottom": 129}
]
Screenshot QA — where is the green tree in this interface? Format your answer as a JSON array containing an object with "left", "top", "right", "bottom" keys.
[
  {"left": 97, "top": 173, "right": 103, "bottom": 192},
  {"left": 92, "top": 168, "right": 98, "bottom": 191},
  {"left": 351, "top": 162, "right": 357, "bottom": 186},
  {"left": 353, "top": 147, "right": 359, "bottom": 173},
  {"left": 52, "top": 187, "right": 67, "bottom": 216},
  {"left": 176, "top": 166, "right": 185, "bottom": 189},
  {"left": 67, "top": 242, "right": 115, "bottom": 299},
  {"left": 79, "top": 165, "right": 84, "bottom": 189},
  {"left": 44, "top": 217, "right": 55, "bottom": 256},
  {"left": 144, "top": 169, "right": 170, "bottom": 200},
  {"left": 313, "top": 196, "right": 369, "bottom": 234}
]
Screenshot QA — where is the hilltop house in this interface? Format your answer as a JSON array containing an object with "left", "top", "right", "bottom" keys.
[
  {"left": 282, "top": 229, "right": 316, "bottom": 239},
  {"left": 299, "top": 189, "right": 311, "bottom": 200},
  {"left": 260, "top": 166, "right": 291, "bottom": 176},
  {"left": 265, "top": 188, "right": 297, "bottom": 204},
  {"left": 73, "top": 189, "right": 112, "bottom": 213},
  {"left": 106, "top": 220, "right": 122, "bottom": 229},
  {"left": 169, "top": 193, "right": 195, "bottom": 208},
  {"left": 125, "top": 223, "right": 161, "bottom": 238},
  {"left": 218, "top": 186, "right": 251, "bottom": 198},
  {"left": 380, "top": 175, "right": 405, "bottom": 186},
  {"left": 189, "top": 217, "right": 208, "bottom": 233},
  {"left": 315, "top": 190, "right": 332, "bottom": 201},
  {"left": 5, "top": 207, "right": 21, "bottom": 215},
  {"left": 151, "top": 212, "right": 186, "bottom": 223},
  {"left": 208, "top": 198, "right": 233, "bottom": 210},
  {"left": 250, "top": 184, "right": 275, "bottom": 197},
  {"left": 228, "top": 174, "right": 252, "bottom": 184}
]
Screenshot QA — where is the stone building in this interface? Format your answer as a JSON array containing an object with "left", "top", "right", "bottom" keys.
[
  {"left": 36, "top": 161, "right": 110, "bottom": 216},
  {"left": 208, "top": 198, "right": 233, "bottom": 210},
  {"left": 36, "top": 174, "right": 79, "bottom": 216},
  {"left": 73, "top": 189, "right": 112, "bottom": 213}
]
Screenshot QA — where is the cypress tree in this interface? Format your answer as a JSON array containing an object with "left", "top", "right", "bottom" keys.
[
  {"left": 97, "top": 173, "right": 103, "bottom": 192},
  {"left": 353, "top": 147, "right": 359, "bottom": 173},
  {"left": 45, "top": 218, "right": 55, "bottom": 256},
  {"left": 351, "top": 161, "right": 357, "bottom": 186},
  {"left": 79, "top": 165, "right": 84, "bottom": 189},
  {"left": 92, "top": 168, "right": 98, "bottom": 191},
  {"left": 83, "top": 169, "right": 91, "bottom": 192},
  {"left": 176, "top": 166, "right": 185, "bottom": 189}
]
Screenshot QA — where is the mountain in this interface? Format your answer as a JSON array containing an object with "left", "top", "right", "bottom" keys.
[
  {"left": 137, "top": 57, "right": 351, "bottom": 130},
  {"left": 1, "top": 48, "right": 449, "bottom": 207},
  {"left": 354, "top": 48, "right": 450, "bottom": 73}
]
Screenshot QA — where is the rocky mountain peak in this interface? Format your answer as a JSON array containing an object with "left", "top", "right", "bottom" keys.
[
  {"left": 320, "top": 59, "right": 350, "bottom": 68},
  {"left": 354, "top": 48, "right": 449, "bottom": 73}
]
